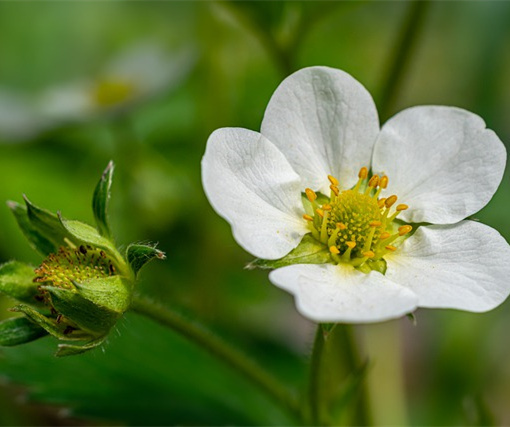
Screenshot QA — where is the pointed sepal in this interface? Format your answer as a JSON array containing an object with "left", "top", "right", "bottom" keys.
[
  {"left": 126, "top": 244, "right": 166, "bottom": 277},
  {"left": 0, "top": 316, "right": 48, "bottom": 346},
  {"left": 92, "top": 161, "right": 114, "bottom": 239},
  {"left": 73, "top": 276, "right": 132, "bottom": 313},
  {"left": 43, "top": 286, "right": 120, "bottom": 335},
  {"left": 7, "top": 201, "right": 57, "bottom": 255},
  {"left": 0, "top": 261, "right": 42, "bottom": 306},
  {"left": 247, "top": 234, "right": 331, "bottom": 269},
  {"left": 56, "top": 335, "right": 107, "bottom": 357}
]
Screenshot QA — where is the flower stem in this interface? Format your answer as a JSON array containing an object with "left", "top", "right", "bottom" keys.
[
  {"left": 130, "top": 294, "right": 301, "bottom": 420},
  {"left": 378, "top": 0, "right": 431, "bottom": 121},
  {"left": 307, "top": 324, "right": 371, "bottom": 426}
]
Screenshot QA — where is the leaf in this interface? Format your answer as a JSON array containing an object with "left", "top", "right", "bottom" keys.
[
  {"left": 0, "top": 317, "right": 48, "bottom": 346},
  {"left": 0, "top": 261, "right": 41, "bottom": 306},
  {"left": 92, "top": 161, "right": 114, "bottom": 239},
  {"left": 126, "top": 243, "right": 166, "bottom": 277},
  {"left": 7, "top": 201, "right": 57, "bottom": 256},
  {"left": 56, "top": 335, "right": 107, "bottom": 357},
  {"left": 73, "top": 276, "right": 132, "bottom": 314},
  {"left": 247, "top": 234, "right": 331, "bottom": 269},
  {"left": 43, "top": 286, "right": 120, "bottom": 335}
]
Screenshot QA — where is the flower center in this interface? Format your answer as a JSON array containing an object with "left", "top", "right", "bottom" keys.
[
  {"left": 302, "top": 167, "right": 412, "bottom": 273},
  {"left": 34, "top": 245, "right": 116, "bottom": 291}
]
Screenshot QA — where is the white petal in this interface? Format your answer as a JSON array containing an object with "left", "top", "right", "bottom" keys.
[
  {"left": 261, "top": 66, "right": 379, "bottom": 194},
  {"left": 386, "top": 221, "right": 510, "bottom": 312},
  {"left": 372, "top": 106, "right": 506, "bottom": 224},
  {"left": 202, "top": 127, "right": 308, "bottom": 259},
  {"left": 269, "top": 263, "right": 418, "bottom": 323}
]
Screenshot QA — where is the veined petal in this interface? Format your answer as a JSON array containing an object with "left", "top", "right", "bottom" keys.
[
  {"left": 261, "top": 66, "right": 379, "bottom": 194},
  {"left": 372, "top": 106, "right": 506, "bottom": 224},
  {"left": 386, "top": 221, "right": 510, "bottom": 312},
  {"left": 202, "top": 127, "right": 308, "bottom": 259},
  {"left": 269, "top": 264, "right": 418, "bottom": 323}
]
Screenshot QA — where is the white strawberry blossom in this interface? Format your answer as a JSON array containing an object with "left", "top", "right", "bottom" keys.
[{"left": 202, "top": 66, "right": 510, "bottom": 323}]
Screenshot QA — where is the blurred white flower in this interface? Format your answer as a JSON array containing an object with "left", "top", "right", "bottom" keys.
[
  {"left": 0, "top": 42, "right": 195, "bottom": 142},
  {"left": 202, "top": 66, "right": 510, "bottom": 323}
]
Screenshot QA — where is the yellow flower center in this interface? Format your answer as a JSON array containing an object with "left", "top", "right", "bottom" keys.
[
  {"left": 93, "top": 77, "right": 136, "bottom": 107},
  {"left": 303, "top": 167, "right": 412, "bottom": 273}
]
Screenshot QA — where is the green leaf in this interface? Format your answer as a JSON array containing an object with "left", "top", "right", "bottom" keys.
[
  {"left": 247, "top": 234, "right": 331, "bottom": 269},
  {"left": 73, "top": 276, "right": 132, "bottom": 313},
  {"left": 43, "top": 286, "right": 120, "bottom": 335},
  {"left": 11, "top": 304, "right": 90, "bottom": 341},
  {"left": 126, "top": 244, "right": 166, "bottom": 277},
  {"left": 0, "top": 261, "right": 42, "bottom": 306},
  {"left": 7, "top": 201, "right": 57, "bottom": 255},
  {"left": 0, "top": 316, "right": 48, "bottom": 346},
  {"left": 92, "top": 161, "right": 114, "bottom": 239},
  {"left": 56, "top": 335, "right": 107, "bottom": 357},
  {"left": 23, "top": 195, "right": 75, "bottom": 250}
]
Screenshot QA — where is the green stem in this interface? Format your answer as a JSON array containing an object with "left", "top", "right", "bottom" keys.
[
  {"left": 378, "top": 0, "right": 431, "bottom": 121},
  {"left": 130, "top": 294, "right": 301, "bottom": 420},
  {"left": 308, "top": 325, "right": 325, "bottom": 424}
]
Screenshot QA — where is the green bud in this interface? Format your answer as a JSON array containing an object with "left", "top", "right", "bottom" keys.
[{"left": 126, "top": 244, "right": 166, "bottom": 277}]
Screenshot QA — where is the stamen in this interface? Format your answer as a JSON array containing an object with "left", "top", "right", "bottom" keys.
[
  {"left": 330, "top": 185, "right": 339, "bottom": 196},
  {"left": 385, "top": 245, "right": 397, "bottom": 251},
  {"left": 385, "top": 195, "right": 398, "bottom": 208},
  {"left": 303, "top": 214, "right": 313, "bottom": 221},
  {"left": 363, "top": 251, "right": 375, "bottom": 258},
  {"left": 328, "top": 175, "right": 339, "bottom": 186},
  {"left": 337, "top": 222, "right": 347, "bottom": 230},
  {"left": 316, "top": 209, "right": 324, "bottom": 218},
  {"left": 396, "top": 204, "right": 408, "bottom": 211},
  {"left": 329, "top": 246, "right": 340, "bottom": 255},
  {"left": 341, "top": 241, "right": 356, "bottom": 261},
  {"left": 358, "top": 167, "right": 368, "bottom": 179},
  {"left": 377, "top": 198, "right": 386, "bottom": 209},
  {"left": 379, "top": 176, "right": 388, "bottom": 189},
  {"left": 305, "top": 188, "right": 317, "bottom": 202},
  {"left": 365, "top": 175, "right": 379, "bottom": 195},
  {"left": 398, "top": 225, "right": 412, "bottom": 236},
  {"left": 380, "top": 232, "right": 391, "bottom": 240}
]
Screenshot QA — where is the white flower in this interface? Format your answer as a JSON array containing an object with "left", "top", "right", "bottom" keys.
[
  {"left": 202, "top": 66, "right": 510, "bottom": 324},
  {"left": 0, "top": 42, "right": 195, "bottom": 142}
]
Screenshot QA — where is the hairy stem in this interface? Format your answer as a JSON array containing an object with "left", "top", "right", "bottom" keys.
[{"left": 130, "top": 294, "right": 301, "bottom": 420}]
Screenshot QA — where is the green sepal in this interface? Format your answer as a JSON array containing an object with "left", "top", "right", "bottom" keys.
[
  {"left": 73, "top": 276, "right": 132, "bottom": 314},
  {"left": 0, "top": 261, "right": 42, "bottom": 306},
  {"left": 58, "top": 216, "right": 127, "bottom": 274},
  {"left": 247, "top": 234, "right": 331, "bottom": 270},
  {"left": 11, "top": 304, "right": 90, "bottom": 341},
  {"left": 56, "top": 335, "right": 107, "bottom": 357},
  {"left": 0, "top": 316, "right": 48, "bottom": 346},
  {"left": 23, "top": 195, "right": 75, "bottom": 250},
  {"left": 92, "top": 161, "right": 114, "bottom": 239},
  {"left": 126, "top": 244, "right": 166, "bottom": 277},
  {"left": 7, "top": 201, "right": 57, "bottom": 255},
  {"left": 43, "top": 286, "right": 120, "bottom": 335}
]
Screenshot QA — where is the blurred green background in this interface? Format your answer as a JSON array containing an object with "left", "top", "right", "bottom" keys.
[{"left": 0, "top": 1, "right": 509, "bottom": 425}]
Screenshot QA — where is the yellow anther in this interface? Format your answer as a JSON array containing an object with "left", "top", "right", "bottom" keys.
[
  {"left": 328, "top": 175, "right": 339, "bottom": 186},
  {"left": 385, "top": 195, "right": 398, "bottom": 208},
  {"left": 368, "top": 175, "right": 380, "bottom": 188},
  {"left": 370, "top": 220, "right": 382, "bottom": 227},
  {"left": 398, "top": 225, "right": 413, "bottom": 236},
  {"left": 358, "top": 167, "right": 368, "bottom": 179},
  {"left": 379, "top": 176, "right": 388, "bottom": 189},
  {"left": 346, "top": 241, "right": 356, "bottom": 249},
  {"left": 316, "top": 209, "right": 324, "bottom": 218},
  {"left": 377, "top": 198, "right": 386, "bottom": 208},
  {"left": 380, "top": 232, "right": 391, "bottom": 240},
  {"left": 303, "top": 214, "right": 313, "bottom": 221},
  {"left": 336, "top": 222, "right": 347, "bottom": 230},
  {"left": 396, "top": 204, "right": 408, "bottom": 211},
  {"left": 385, "top": 245, "right": 397, "bottom": 251},
  {"left": 330, "top": 185, "right": 340, "bottom": 196},
  {"left": 329, "top": 246, "right": 340, "bottom": 255},
  {"left": 305, "top": 188, "right": 317, "bottom": 202},
  {"left": 363, "top": 251, "right": 375, "bottom": 258},
  {"left": 322, "top": 204, "right": 332, "bottom": 211}
]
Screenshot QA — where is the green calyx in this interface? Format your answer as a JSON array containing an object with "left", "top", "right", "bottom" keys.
[{"left": 0, "top": 161, "right": 166, "bottom": 357}]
